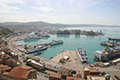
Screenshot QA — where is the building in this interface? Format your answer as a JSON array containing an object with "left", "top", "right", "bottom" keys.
[
  {"left": 49, "top": 73, "right": 61, "bottom": 80},
  {"left": 84, "top": 67, "right": 113, "bottom": 80},
  {"left": 0, "top": 64, "right": 11, "bottom": 73},
  {"left": 49, "top": 73, "right": 82, "bottom": 80},
  {"left": 66, "top": 76, "right": 82, "bottom": 80},
  {"left": 2, "top": 66, "right": 37, "bottom": 80},
  {"left": 0, "top": 53, "right": 20, "bottom": 67}
]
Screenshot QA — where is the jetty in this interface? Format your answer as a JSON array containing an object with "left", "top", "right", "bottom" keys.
[
  {"left": 77, "top": 48, "right": 88, "bottom": 63},
  {"left": 51, "top": 50, "right": 85, "bottom": 76}
]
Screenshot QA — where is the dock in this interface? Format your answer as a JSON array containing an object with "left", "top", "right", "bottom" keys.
[
  {"left": 77, "top": 48, "right": 88, "bottom": 63},
  {"left": 51, "top": 50, "right": 85, "bottom": 76}
]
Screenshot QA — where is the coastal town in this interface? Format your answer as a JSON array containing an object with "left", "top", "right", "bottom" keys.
[
  {"left": 0, "top": 28, "right": 120, "bottom": 80},
  {"left": 0, "top": 0, "right": 120, "bottom": 79}
]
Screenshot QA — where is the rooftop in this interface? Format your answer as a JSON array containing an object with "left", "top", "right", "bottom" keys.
[
  {"left": 3, "top": 65, "right": 36, "bottom": 79},
  {"left": 49, "top": 73, "right": 61, "bottom": 79},
  {"left": 67, "top": 76, "right": 81, "bottom": 80},
  {"left": 0, "top": 64, "right": 11, "bottom": 71}
]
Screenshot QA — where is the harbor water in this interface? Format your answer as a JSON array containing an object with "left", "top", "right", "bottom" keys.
[{"left": 19, "top": 27, "right": 120, "bottom": 63}]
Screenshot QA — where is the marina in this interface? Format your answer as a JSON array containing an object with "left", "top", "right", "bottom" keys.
[
  {"left": 18, "top": 27, "right": 120, "bottom": 63},
  {"left": 0, "top": 26, "right": 120, "bottom": 80}
]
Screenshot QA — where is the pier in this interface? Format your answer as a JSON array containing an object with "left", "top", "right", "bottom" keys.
[{"left": 51, "top": 50, "right": 85, "bottom": 76}]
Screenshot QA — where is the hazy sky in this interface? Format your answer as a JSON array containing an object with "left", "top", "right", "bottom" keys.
[{"left": 0, "top": 0, "right": 120, "bottom": 25}]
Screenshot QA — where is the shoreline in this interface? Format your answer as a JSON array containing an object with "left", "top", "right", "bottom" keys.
[{"left": 6, "top": 32, "right": 120, "bottom": 79}]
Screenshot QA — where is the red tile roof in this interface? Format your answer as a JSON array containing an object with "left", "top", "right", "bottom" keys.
[
  {"left": 67, "top": 77, "right": 81, "bottom": 80},
  {"left": 0, "top": 64, "right": 11, "bottom": 71},
  {"left": 3, "top": 66, "right": 36, "bottom": 79},
  {"left": 49, "top": 73, "right": 61, "bottom": 79}
]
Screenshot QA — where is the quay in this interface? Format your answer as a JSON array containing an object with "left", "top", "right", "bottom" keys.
[
  {"left": 24, "top": 40, "right": 64, "bottom": 54},
  {"left": 51, "top": 50, "right": 85, "bottom": 76},
  {"left": 0, "top": 32, "right": 119, "bottom": 80},
  {"left": 77, "top": 48, "right": 88, "bottom": 63}
]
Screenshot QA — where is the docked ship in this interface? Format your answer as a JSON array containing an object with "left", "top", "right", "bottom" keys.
[
  {"left": 27, "top": 46, "right": 48, "bottom": 54},
  {"left": 24, "top": 32, "right": 50, "bottom": 42},
  {"left": 50, "top": 40, "right": 63, "bottom": 46},
  {"left": 24, "top": 36, "right": 41, "bottom": 42},
  {"left": 77, "top": 48, "right": 88, "bottom": 63},
  {"left": 94, "top": 46, "right": 120, "bottom": 62},
  {"left": 39, "top": 34, "right": 50, "bottom": 38},
  {"left": 101, "top": 38, "right": 120, "bottom": 47},
  {"left": 35, "top": 32, "right": 50, "bottom": 38}
]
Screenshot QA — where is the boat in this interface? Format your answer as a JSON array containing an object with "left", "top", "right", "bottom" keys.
[
  {"left": 41, "top": 34, "right": 50, "bottom": 38},
  {"left": 101, "top": 38, "right": 120, "bottom": 47},
  {"left": 77, "top": 48, "right": 88, "bottom": 63},
  {"left": 101, "top": 41, "right": 114, "bottom": 47},
  {"left": 24, "top": 36, "right": 41, "bottom": 42},
  {"left": 50, "top": 40, "right": 63, "bottom": 46},
  {"left": 94, "top": 46, "right": 120, "bottom": 62},
  {"left": 27, "top": 46, "right": 48, "bottom": 54},
  {"left": 94, "top": 50, "right": 109, "bottom": 62},
  {"left": 36, "top": 32, "right": 50, "bottom": 38}
]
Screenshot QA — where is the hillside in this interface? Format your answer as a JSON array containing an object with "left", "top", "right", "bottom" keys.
[{"left": 0, "top": 21, "right": 119, "bottom": 32}]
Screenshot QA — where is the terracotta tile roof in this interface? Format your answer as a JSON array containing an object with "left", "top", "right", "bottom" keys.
[
  {"left": 67, "top": 77, "right": 81, "bottom": 80},
  {"left": 49, "top": 73, "right": 61, "bottom": 79},
  {"left": 0, "top": 64, "right": 11, "bottom": 71},
  {"left": 3, "top": 66, "right": 36, "bottom": 79},
  {"left": 5, "top": 59, "right": 19, "bottom": 65}
]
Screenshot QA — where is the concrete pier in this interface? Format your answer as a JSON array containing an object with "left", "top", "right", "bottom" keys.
[{"left": 51, "top": 50, "right": 85, "bottom": 76}]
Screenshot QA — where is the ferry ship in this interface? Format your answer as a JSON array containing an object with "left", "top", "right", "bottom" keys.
[
  {"left": 27, "top": 46, "right": 48, "bottom": 54},
  {"left": 50, "top": 40, "right": 63, "bottom": 46},
  {"left": 94, "top": 46, "right": 120, "bottom": 62},
  {"left": 77, "top": 48, "right": 88, "bottom": 63},
  {"left": 24, "top": 36, "right": 41, "bottom": 42},
  {"left": 101, "top": 38, "right": 120, "bottom": 47},
  {"left": 24, "top": 33, "right": 50, "bottom": 42}
]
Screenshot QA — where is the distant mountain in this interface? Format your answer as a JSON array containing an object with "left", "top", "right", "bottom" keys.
[
  {"left": 0, "top": 21, "right": 119, "bottom": 32},
  {"left": 0, "top": 21, "right": 67, "bottom": 31}
]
